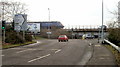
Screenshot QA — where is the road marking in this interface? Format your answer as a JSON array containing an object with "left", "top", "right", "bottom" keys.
[
  {"left": 37, "top": 41, "right": 41, "bottom": 43},
  {"left": 89, "top": 43, "right": 92, "bottom": 46},
  {"left": 16, "top": 48, "right": 43, "bottom": 53},
  {"left": 1, "top": 55, "right": 4, "bottom": 56},
  {"left": 11, "top": 48, "right": 22, "bottom": 49},
  {"left": 28, "top": 54, "right": 51, "bottom": 63},
  {"left": 51, "top": 49, "right": 60, "bottom": 50},
  {"left": 95, "top": 45, "right": 101, "bottom": 47},
  {"left": 16, "top": 49, "right": 31, "bottom": 53},
  {"left": 55, "top": 49, "right": 61, "bottom": 53},
  {"left": 99, "top": 57, "right": 105, "bottom": 60}
]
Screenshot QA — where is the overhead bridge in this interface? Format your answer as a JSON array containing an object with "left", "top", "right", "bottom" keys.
[{"left": 66, "top": 28, "right": 108, "bottom": 39}]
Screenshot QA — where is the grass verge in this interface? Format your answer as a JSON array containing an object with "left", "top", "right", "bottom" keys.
[
  {"left": 105, "top": 45, "right": 120, "bottom": 66},
  {"left": 33, "top": 35, "right": 47, "bottom": 40},
  {"left": 2, "top": 41, "right": 36, "bottom": 49}
]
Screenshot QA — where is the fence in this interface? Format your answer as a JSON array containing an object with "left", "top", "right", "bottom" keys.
[{"left": 104, "top": 39, "right": 120, "bottom": 52}]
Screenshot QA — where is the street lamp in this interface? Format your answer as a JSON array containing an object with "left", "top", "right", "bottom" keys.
[
  {"left": 47, "top": 8, "right": 51, "bottom": 39},
  {"left": 101, "top": 0, "right": 104, "bottom": 43},
  {"left": 48, "top": 8, "right": 50, "bottom": 21}
]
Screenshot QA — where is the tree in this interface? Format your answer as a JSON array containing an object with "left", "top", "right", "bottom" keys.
[
  {"left": 0, "top": 1, "right": 27, "bottom": 22},
  {"left": 107, "top": 4, "right": 120, "bottom": 46}
]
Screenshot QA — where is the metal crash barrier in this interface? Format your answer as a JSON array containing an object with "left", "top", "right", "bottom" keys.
[{"left": 104, "top": 39, "right": 120, "bottom": 52}]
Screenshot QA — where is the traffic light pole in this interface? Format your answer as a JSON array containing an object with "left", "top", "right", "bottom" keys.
[
  {"left": 3, "top": 29, "right": 5, "bottom": 44},
  {"left": 2, "top": 2, "right": 5, "bottom": 45}
]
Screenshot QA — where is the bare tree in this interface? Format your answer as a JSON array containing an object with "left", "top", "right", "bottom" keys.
[
  {"left": 107, "top": 2, "right": 120, "bottom": 46},
  {"left": 0, "top": 1, "right": 27, "bottom": 22},
  {"left": 107, "top": 2, "right": 120, "bottom": 28}
]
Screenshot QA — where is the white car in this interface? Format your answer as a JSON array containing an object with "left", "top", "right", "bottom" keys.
[{"left": 83, "top": 34, "right": 94, "bottom": 39}]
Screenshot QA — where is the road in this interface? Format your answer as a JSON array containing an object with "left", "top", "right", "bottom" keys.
[{"left": 2, "top": 39, "right": 97, "bottom": 65}]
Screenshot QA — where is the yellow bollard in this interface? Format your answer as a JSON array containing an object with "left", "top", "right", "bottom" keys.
[{"left": 82, "top": 35, "right": 85, "bottom": 40}]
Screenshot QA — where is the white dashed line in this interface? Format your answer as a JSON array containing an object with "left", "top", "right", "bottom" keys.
[
  {"left": 55, "top": 49, "right": 61, "bottom": 53},
  {"left": 51, "top": 49, "right": 60, "bottom": 50},
  {"left": 28, "top": 54, "right": 51, "bottom": 63},
  {"left": 11, "top": 48, "right": 21, "bottom": 49},
  {"left": 16, "top": 49, "right": 31, "bottom": 53},
  {"left": 1, "top": 55, "right": 4, "bottom": 56}
]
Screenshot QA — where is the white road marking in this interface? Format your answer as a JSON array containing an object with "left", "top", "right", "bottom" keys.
[
  {"left": 55, "top": 49, "right": 61, "bottom": 53},
  {"left": 37, "top": 41, "right": 41, "bottom": 43},
  {"left": 1, "top": 55, "right": 4, "bottom": 56},
  {"left": 28, "top": 54, "right": 51, "bottom": 63},
  {"left": 16, "top": 49, "right": 31, "bottom": 53},
  {"left": 99, "top": 57, "right": 105, "bottom": 60},
  {"left": 89, "top": 43, "right": 92, "bottom": 46},
  {"left": 51, "top": 49, "right": 60, "bottom": 51},
  {"left": 95, "top": 45, "right": 101, "bottom": 47},
  {"left": 10, "top": 48, "right": 21, "bottom": 49}
]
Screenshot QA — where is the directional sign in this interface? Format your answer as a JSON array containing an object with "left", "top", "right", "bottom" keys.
[
  {"left": 14, "top": 14, "right": 27, "bottom": 31},
  {"left": 14, "top": 14, "right": 24, "bottom": 25},
  {"left": 46, "top": 32, "right": 52, "bottom": 35}
]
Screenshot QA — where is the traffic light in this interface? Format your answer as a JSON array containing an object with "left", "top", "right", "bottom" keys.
[{"left": 2, "top": 21, "right": 5, "bottom": 29}]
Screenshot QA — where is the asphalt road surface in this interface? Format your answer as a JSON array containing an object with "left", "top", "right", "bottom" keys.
[{"left": 2, "top": 39, "right": 97, "bottom": 65}]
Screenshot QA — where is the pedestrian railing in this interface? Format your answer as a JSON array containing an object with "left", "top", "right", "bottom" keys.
[{"left": 104, "top": 39, "right": 120, "bottom": 53}]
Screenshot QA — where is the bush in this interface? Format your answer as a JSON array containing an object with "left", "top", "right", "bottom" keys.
[
  {"left": 5, "top": 25, "right": 33, "bottom": 44},
  {"left": 108, "top": 28, "right": 120, "bottom": 46},
  {"left": 5, "top": 31, "right": 24, "bottom": 44},
  {"left": 25, "top": 34, "right": 32, "bottom": 42}
]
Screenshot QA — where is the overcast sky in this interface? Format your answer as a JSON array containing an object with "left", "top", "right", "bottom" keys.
[{"left": 6, "top": 0, "right": 120, "bottom": 28}]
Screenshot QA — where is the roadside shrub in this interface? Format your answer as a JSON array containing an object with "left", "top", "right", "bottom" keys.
[
  {"left": 25, "top": 34, "right": 32, "bottom": 42},
  {"left": 5, "top": 31, "right": 24, "bottom": 44},
  {"left": 5, "top": 25, "right": 33, "bottom": 44},
  {"left": 108, "top": 28, "right": 120, "bottom": 47}
]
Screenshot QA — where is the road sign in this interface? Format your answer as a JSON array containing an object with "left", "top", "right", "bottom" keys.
[
  {"left": 14, "top": 14, "right": 27, "bottom": 31},
  {"left": 46, "top": 32, "right": 52, "bottom": 35}
]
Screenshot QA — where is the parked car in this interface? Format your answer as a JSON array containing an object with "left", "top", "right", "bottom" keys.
[
  {"left": 58, "top": 35, "right": 68, "bottom": 42},
  {"left": 83, "top": 34, "right": 95, "bottom": 39}
]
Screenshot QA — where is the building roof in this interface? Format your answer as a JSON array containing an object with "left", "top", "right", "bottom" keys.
[{"left": 28, "top": 21, "right": 64, "bottom": 28}]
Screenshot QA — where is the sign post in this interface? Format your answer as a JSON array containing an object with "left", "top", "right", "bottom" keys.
[
  {"left": 46, "top": 32, "right": 52, "bottom": 39},
  {"left": 13, "top": 14, "right": 27, "bottom": 41}
]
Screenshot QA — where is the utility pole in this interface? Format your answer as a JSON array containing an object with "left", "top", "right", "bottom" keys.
[{"left": 101, "top": 0, "right": 104, "bottom": 43}]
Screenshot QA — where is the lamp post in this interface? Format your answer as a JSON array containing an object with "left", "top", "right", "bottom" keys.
[
  {"left": 47, "top": 8, "right": 51, "bottom": 39},
  {"left": 48, "top": 8, "right": 50, "bottom": 21},
  {"left": 101, "top": 0, "right": 104, "bottom": 43}
]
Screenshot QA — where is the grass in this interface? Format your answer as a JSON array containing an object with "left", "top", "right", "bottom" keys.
[
  {"left": 105, "top": 45, "right": 120, "bottom": 66},
  {"left": 33, "top": 35, "right": 47, "bottom": 40},
  {"left": 2, "top": 41, "right": 36, "bottom": 49}
]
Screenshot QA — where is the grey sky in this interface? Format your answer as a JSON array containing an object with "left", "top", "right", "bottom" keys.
[{"left": 6, "top": 0, "right": 120, "bottom": 28}]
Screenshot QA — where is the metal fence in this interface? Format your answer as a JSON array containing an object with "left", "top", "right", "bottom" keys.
[{"left": 104, "top": 39, "right": 120, "bottom": 52}]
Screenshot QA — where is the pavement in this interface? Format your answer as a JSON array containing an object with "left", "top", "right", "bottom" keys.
[{"left": 86, "top": 42, "right": 118, "bottom": 67}]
